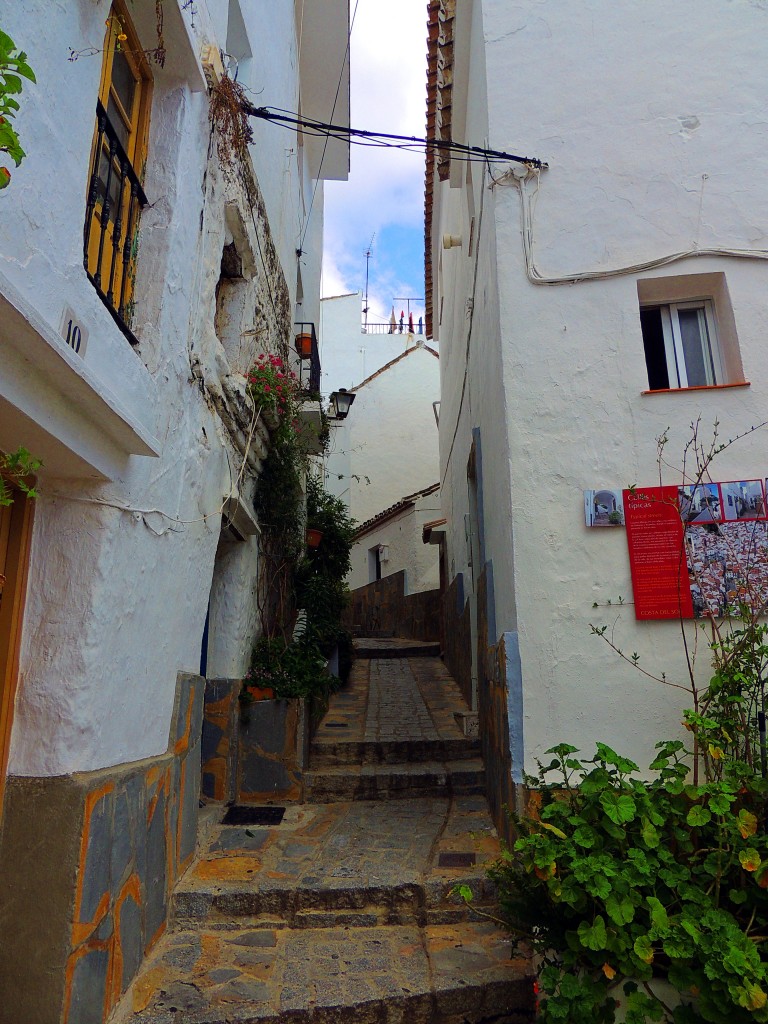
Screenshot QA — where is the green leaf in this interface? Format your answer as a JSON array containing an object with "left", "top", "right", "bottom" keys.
[
  {"left": 633, "top": 934, "right": 654, "bottom": 964},
  {"left": 605, "top": 893, "right": 635, "bottom": 925},
  {"left": 708, "top": 792, "right": 734, "bottom": 814},
  {"left": 585, "top": 874, "right": 612, "bottom": 900},
  {"left": 600, "top": 791, "right": 637, "bottom": 824},
  {"left": 595, "top": 743, "right": 640, "bottom": 774},
  {"left": 572, "top": 824, "right": 598, "bottom": 849},
  {"left": 640, "top": 818, "right": 660, "bottom": 848},
  {"left": 577, "top": 915, "right": 608, "bottom": 951},
  {"left": 686, "top": 805, "right": 711, "bottom": 827},
  {"left": 646, "top": 896, "right": 670, "bottom": 936}
]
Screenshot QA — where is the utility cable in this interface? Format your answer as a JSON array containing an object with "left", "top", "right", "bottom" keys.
[
  {"left": 506, "top": 168, "right": 768, "bottom": 286},
  {"left": 242, "top": 103, "right": 547, "bottom": 169}
]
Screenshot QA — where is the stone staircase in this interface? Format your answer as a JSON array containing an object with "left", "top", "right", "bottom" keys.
[{"left": 111, "top": 641, "right": 534, "bottom": 1024}]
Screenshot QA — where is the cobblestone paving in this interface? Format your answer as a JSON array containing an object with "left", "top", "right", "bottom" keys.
[
  {"left": 365, "top": 658, "right": 440, "bottom": 743},
  {"left": 121, "top": 921, "right": 531, "bottom": 1024},
  {"left": 114, "top": 639, "right": 534, "bottom": 1023}
]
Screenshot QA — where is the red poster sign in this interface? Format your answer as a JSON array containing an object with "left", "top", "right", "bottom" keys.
[{"left": 623, "top": 487, "right": 694, "bottom": 620}]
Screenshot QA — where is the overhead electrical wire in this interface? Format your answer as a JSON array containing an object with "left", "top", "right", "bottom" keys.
[{"left": 242, "top": 102, "right": 547, "bottom": 169}]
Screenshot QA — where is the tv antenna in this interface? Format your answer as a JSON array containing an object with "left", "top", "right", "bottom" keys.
[{"left": 363, "top": 234, "right": 374, "bottom": 332}]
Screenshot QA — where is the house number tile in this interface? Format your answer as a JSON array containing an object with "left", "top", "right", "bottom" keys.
[{"left": 59, "top": 306, "right": 89, "bottom": 357}]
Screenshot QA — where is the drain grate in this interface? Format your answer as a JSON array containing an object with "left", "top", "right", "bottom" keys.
[
  {"left": 324, "top": 722, "right": 349, "bottom": 728},
  {"left": 438, "top": 852, "right": 476, "bottom": 868},
  {"left": 222, "top": 805, "right": 286, "bottom": 826}
]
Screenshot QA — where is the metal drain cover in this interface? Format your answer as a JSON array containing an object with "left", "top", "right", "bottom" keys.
[
  {"left": 438, "top": 852, "right": 477, "bottom": 867},
  {"left": 222, "top": 806, "right": 286, "bottom": 826}
]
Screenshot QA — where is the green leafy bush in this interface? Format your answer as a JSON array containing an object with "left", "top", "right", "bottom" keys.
[
  {"left": 295, "top": 474, "right": 355, "bottom": 675},
  {"left": 495, "top": 740, "right": 768, "bottom": 1024},
  {"left": 244, "top": 634, "right": 331, "bottom": 700}
]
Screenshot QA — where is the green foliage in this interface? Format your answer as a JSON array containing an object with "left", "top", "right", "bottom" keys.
[
  {"left": 0, "top": 28, "right": 35, "bottom": 184},
  {"left": 493, "top": 739, "right": 768, "bottom": 1023},
  {"left": 0, "top": 447, "right": 41, "bottom": 506},
  {"left": 244, "top": 634, "right": 332, "bottom": 700},
  {"left": 295, "top": 474, "right": 355, "bottom": 670}
]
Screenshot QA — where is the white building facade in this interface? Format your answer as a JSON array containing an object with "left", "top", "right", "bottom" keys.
[
  {"left": 427, "top": 0, "right": 768, "bottom": 828},
  {"left": 0, "top": 1, "right": 348, "bottom": 1019},
  {"left": 320, "top": 292, "right": 441, "bottom": 593}
]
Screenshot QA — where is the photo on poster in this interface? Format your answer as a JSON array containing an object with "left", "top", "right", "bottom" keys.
[
  {"left": 678, "top": 483, "right": 722, "bottom": 524},
  {"left": 720, "top": 480, "right": 765, "bottom": 521},
  {"left": 584, "top": 489, "right": 624, "bottom": 527},
  {"left": 685, "top": 520, "right": 768, "bottom": 618}
]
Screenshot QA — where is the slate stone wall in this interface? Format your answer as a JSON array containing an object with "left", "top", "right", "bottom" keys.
[
  {"left": 201, "top": 680, "right": 309, "bottom": 804},
  {"left": 201, "top": 677, "right": 240, "bottom": 802},
  {"left": 237, "top": 697, "right": 308, "bottom": 803},
  {"left": 0, "top": 672, "right": 204, "bottom": 1024},
  {"left": 442, "top": 572, "right": 472, "bottom": 708},
  {"left": 347, "top": 571, "right": 442, "bottom": 641}
]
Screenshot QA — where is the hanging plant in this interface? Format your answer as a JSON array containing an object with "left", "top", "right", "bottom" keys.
[
  {"left": 0, "top": 447, "right": 41, "bottom": 506},
  {"left": 246, "top": 353, "right": 299, "bottom": 425},
  {"left": 0, "top": 28, "right": 35, "bottom": 188}
]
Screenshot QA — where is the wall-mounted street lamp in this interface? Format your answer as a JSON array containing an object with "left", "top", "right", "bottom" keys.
[{"left": 329, "top": 388, "right": 356, "bottom": 420}]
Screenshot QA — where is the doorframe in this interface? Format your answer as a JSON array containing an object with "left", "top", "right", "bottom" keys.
[{"left": 0, "top": 489, "right": 34, "bottom": 819}]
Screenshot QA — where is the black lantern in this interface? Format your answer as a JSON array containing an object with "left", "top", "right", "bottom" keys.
[{"left": 329, "top": 388, "right": 356, "bottom": 420}]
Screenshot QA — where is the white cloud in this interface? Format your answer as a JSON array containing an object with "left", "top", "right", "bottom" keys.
[{"left": 321, "top": 0, "right": 427, "bottom": 305}]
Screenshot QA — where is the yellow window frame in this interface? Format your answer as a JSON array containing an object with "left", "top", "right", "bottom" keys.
[{"left": 86, "top": 0, "right": 152, "bottom": 324}]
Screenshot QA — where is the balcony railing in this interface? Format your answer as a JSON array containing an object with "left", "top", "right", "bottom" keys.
[
  {"left": 362, "top": 320, "right": 424, "bottom": 335},
  {"left": 295, "top": 322, "right": 321, "bottom": 396},
  {"left": 83, "top": 100, "right": 148, "bottom": 346}
]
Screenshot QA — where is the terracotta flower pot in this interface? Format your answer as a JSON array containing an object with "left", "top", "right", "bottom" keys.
[
  {"left": 246, "top": 684, "right": 275, "bottom": 701},
  {"left": 306, "top": 528, "right": 323, "bottom": 548},
  {"left": 295, "top": 332, "right": 312, "bottom": 359}
]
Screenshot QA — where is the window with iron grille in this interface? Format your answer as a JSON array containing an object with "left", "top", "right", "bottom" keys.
[{"left": 83, "top": 1, "right": 152, "bottom": 343}]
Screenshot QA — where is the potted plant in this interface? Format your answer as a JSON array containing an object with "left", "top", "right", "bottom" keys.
[
  {"left": 306, "top": 527, "right": 323, "bottom": 548},
  {"left": 295, "top": 331, "right": 312, "bottom": 359}
]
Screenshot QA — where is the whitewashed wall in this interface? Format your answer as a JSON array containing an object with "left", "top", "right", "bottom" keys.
[
  {"left": 433, "top": 0, "right": 768, "bottom": 774},
  {"left": 349, "top": 495, "right": 442, "bottom": 594},
  {"left": 1, "top": 0, "right": 341, "bottom": 776},
  {"left": 320, "top": 291, "right": 424, "bottom": 395},
  {"left": 347, "top": 346, "right": 440, "bottom": 525}
]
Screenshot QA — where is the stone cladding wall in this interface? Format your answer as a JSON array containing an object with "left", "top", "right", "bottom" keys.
[{"left": 0, "top": 673, "right": 204, "bottom": 1024}]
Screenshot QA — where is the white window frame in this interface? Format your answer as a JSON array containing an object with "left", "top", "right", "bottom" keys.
[{"left": 648, "top": 299, "right": 723, "bottom": 389}]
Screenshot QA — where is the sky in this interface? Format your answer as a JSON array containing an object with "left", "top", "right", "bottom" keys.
[{"left": 321, "top": 0, "right": 428, "bottom": 328}]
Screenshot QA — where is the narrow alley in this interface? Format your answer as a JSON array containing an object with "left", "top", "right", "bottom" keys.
[{"left": 112, "top": 641, "right": 534, "bottom": 1024}]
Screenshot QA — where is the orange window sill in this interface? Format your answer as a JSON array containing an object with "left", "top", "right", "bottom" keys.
[{"left": 642, "top": 381, "right": 751, "bottom": 395}]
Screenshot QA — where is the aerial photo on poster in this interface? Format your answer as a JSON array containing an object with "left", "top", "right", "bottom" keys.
[{"left": 623, "top": 479, "right": 768, "bottom": 619}]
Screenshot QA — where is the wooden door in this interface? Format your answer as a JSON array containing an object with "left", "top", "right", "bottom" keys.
[{"left": 0, "top": 492, "right": 33, "bottom": 818}]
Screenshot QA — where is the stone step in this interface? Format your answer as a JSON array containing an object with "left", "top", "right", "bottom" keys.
[
  {"left": 116, "top": 921, "right": 535, "bottom": 1024},
  {"left": 353, "top": 639, "right": 441, "bottom": 659},
  {"left": 173, "top": 871, "right": 496, "bottom": 929},
  {"left": 310, "top": 736, "right": 481, "bottom": 767},
  {"left": 302, "top": 759, "right": 486, "bottom": 803}
]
